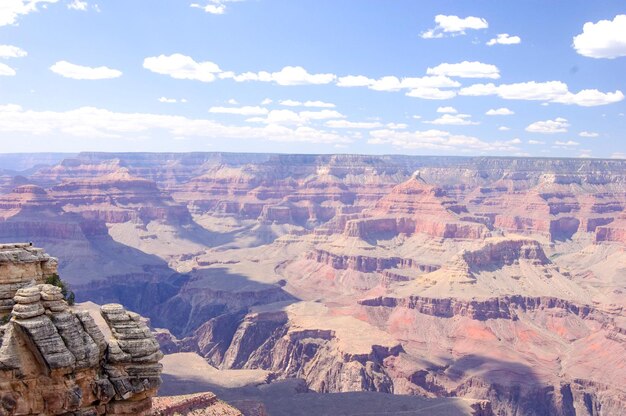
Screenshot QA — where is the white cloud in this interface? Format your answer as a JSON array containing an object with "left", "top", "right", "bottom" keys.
[
  {"left": 50, "top": 60, "right": 122, "bottom": 79},
  {"left": 486, "top": 107, "right": 514, "bottom": 116},
  {"left": 525, "top": 117, "right": 569, "bottom": 134},
  {"left": 0, "top": 45, "right": 27, "bottom": 58},
  {"left": 158, "top": 97, "right": 177, "bottom": 103},
  {"left": 226, "top": 66, "right": 336, "bottom": 86},
  {"left": 528, "top": 140, "right": 545, "bottom": 145},
  {"left": 0, "top": 103, "right": 351, "bottom": 144},
  {"left": 300, "top": 109, "right": 344, "bottom": 120},
  {"left": 190, "top": 1, "right": 242, "bottom": 14},
  {"left": 460, "top": 80, "right": 623, "bottom": 107},
  {"left": 325, "top": 120, "right": 382, "bottom": 129},
  {"left": 611, "top": 152, "right": 626, "bottom": 159},
  {"left": 405, "top": 87, "right": 456, "bottom": 100},
  {"left": 336, "top": 75, "right": 372, "bottom": 87},
  {"left": 424, "top": 113, "right": 478, "bottom": 126},
  {"left": 227, "top": 98, "right": 238, "bottom": 105},
  {"left": 386, "top": 122, "right": 408, "bottom": 130},
  {"left": 209, "top": 106, "right": 269, "bottom": 116},
  {"left": 427, "top": 61, "right": 500, "bottom": 79},
  {"left": 552, "top": 89, "right": 624, "bottom": 106},
  {"left": 368, "top": 129, "right": 518, "bottom": 153},
  {"left": 191, "top": 3, "right": 224, "bottom": 14},
  {"left": 279, "top": 99, "right": 335, "bottom": 108},
  {"left": 412, "top": 115, "right": 422, "bottom": 120},
  {"left": 486, "top": 33, "right": 521, "bottom": 46},
  {"left": 573, "top": 15, "right": 626, "bottom": 59},
  {"left": 0, "top": 0, "right": 58, "bottom": 27},
  {"left": 498, "top": 126, "right": 510, "bottom": 131},
  {"left": 67, "top": 0, "right": 87, "bottom": 11},
  {"left": 336, "top": 74, "right": 459, "bottom": 91},
  {"left": 250, "top": 109, "right": 344, "bottom": 126},
  {"left": 579, "top": 131, "right": 599, "bottom": 138},
  {"left": 421, "top": 15, "right": 488, "bottom": 39},
  {"left": 554, "top": 140, "right": 579, "bottom": 146},
  {"left": 143, "top": 54, "right": 221, "bottom": 82},
  {"left": 437, "top": 106, "right": 457, "bottom": 113},
  {"left": 0, "top": 63, "right": 16, "bottom": 76},
  {"left": 261, "top": 98, "right": 272, "bottom": 105}
]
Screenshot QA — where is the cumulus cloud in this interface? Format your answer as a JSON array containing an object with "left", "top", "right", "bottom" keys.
[
  {"left": 460, "top": 80, "right": 623, "bottom": 107},
  {"left": 437, "top": 106, "right": 457, "bottom": 113},
  {"left": 525, "top": 117, "right": 569, "bottom": 134},
  {"left": 0, "top": 103, "right": 351, "bottom": 144},
  {"left": 143, "top": 54, "right": 221, "bottom": 82},
  {"left": 248, "top": 109, "right": 344, "bottom": 126},
  {"left": 486, "top": 107, "right": 514, "bottom": 115},
  {"left": 336, "top": 74, "right": 459, "bottom": 92},
  {"left": 368, "top": 129, "right": 518, "bottom": 153},
  {"left": 528, "top": 140, "right": 545, "bottom": 145},
  {"left": 0, "top": 63, "right": 16, "bottom": 76},
  {"left": 405, "top": 87, "right": 456, "bottom": 100},
  {"left": 424, "top": 113, "right": 478, "bottom": 126},
  {"left": 0, "top": 45, "right": 27, "bottom": 58},
  {"left": 486, "top": 33, "right": 521, "bottom": 46},
  {"left": 579, "top": 131, "right": 599, "bottom": 138},
  {"left": 386, "top": 122, "right": 408, "bottom": 130},
  {"left": 67, "top": 0, "right": 87, "bottom": 11},
  {"left": 209, "top": 106, "right": 268, "bottom": 116},
  {"left": 279, "top": 99, "right": 335, "bottom": 108},
  {"left": 225, "top": 66, "right": 336, "bottom": 86},
  {"left": 554, "top": 140, "right": 579, "bottom": 146},
  {"left": 158, "top": 97, "right": 177, "bottom": 103},
  {"left": 50, "top": 61, "right": 122, "bottom": 79},
  {"left": 190, "top": 0, "right": 243, "bottom": 14},
  {"left": 573, "top": 15, "right": 626, "bottom": 58},
  {"left": 498, "top": 126, "right": 510, "bottom": 131},
  {"left": 325, "top": 120, "right": 383, "bottom": 129},
  {"left": 0, "top": 0, "right": 58, "bottom": 27},
  {"left": 427, "top": 61, "right": 500, "bottom": 79},
  {"left": 421, "top": 15, "right": 488, "bottom": 39}
]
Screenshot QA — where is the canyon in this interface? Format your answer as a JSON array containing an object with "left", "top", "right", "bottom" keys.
[{"left": 0, "top": 153, "right": 624, "bottom": 415}]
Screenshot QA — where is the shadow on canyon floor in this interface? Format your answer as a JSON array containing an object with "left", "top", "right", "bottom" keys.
[{"left": 160, "top": 373, "right": 483, "bottom": 416}]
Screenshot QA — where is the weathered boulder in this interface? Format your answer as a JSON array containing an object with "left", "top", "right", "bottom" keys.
[{"left": 0, "top": 282, "right": 163, "bottom": 415}]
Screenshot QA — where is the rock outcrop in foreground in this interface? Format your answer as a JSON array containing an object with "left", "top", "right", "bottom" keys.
[
  {"left": 0, "top": 246, "right": 163, "bottom": 415},
  {"left": 0, "top": 243, "right": 58, "bottom": 316}
]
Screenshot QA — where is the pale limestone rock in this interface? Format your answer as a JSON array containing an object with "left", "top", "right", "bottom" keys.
[{"left": 0, "top": 250, "right": 163, "bottom": 416}]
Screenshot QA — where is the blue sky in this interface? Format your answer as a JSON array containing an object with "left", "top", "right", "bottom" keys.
[{"left": 0, "top": 0, "right": 625, "bottom": 157}]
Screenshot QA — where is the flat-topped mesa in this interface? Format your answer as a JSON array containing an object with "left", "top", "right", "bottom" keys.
[
  {"left": 460, "top": 237, "right": 550, "bottom": 271},
  {"left": 0, "top": 284, "right": 163, "bottom": 415},
  {"left": 0, "top": 243, "right": 58, "bottom": 316}
]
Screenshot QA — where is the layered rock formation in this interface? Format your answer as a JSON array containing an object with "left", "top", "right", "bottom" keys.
[
  {"left": 1, "top": 153, "right": 625, "bottom": 415},
  {"left": 0, "top": 246, "right": 163, "bottom": 415},
  {"left": 0, "top": 243, "right": 58, "bottom": 315}
]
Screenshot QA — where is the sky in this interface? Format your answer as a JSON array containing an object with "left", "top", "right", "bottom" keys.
[{"left": 0, "top": 0, "right": 625, "bottom": 157}]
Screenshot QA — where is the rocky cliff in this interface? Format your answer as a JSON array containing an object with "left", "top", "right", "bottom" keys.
[
  {"left": 0, "top": 245, "right": 163, "bottom": 416},
  {"left": 0, "top": 243, "right": 58, "bottom": 316}
]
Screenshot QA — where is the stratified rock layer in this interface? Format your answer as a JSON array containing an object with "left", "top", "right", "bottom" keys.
[
  {"left": 0, "top": 282, "right": 163, "bottom": 415},
  {"left": 0, "top": 243, "right": 57, "bottom": 316}
]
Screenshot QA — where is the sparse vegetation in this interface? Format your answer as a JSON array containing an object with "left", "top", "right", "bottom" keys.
[{"left": 45, "top": 273, "right": 76, "bottom": 306}]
